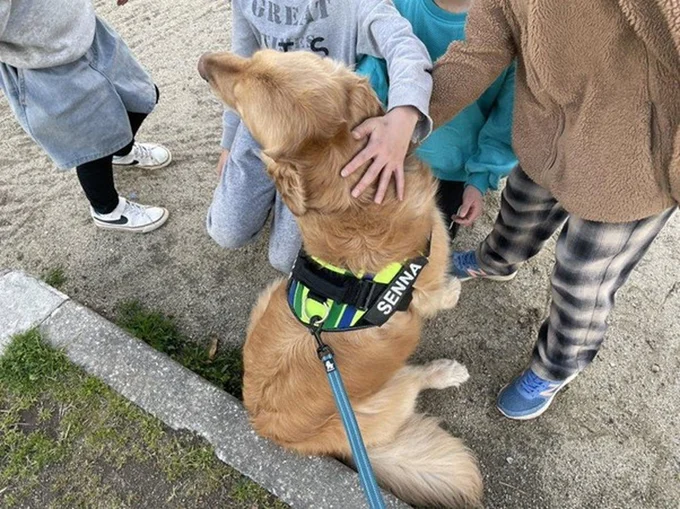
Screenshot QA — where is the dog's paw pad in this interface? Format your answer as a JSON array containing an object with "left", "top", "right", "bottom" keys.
[{"left": 424, "top": 359, "right": 470, "bottom": 389}]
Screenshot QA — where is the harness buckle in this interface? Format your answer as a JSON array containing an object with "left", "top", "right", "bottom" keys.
[{"left": 354, "top": 280, "right": 378, "bottom": 311}]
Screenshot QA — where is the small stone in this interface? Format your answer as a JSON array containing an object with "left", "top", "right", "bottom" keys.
[
  {"left": 651, "top": 364, "right": 660, "bottom": 373},
  {"left": 128, "top": 191, "right": 138, "bottom": 200},
  {"left": 506, "top": 456, "right": 514, "bottom": 464}
]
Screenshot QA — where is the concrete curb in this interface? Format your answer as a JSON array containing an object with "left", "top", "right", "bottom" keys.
[
  {"left": 0, "top": 270, "right": 409, "bottom": 509},
  {"left": 0, "top": 270, "right": 68, "bottom": 355}
]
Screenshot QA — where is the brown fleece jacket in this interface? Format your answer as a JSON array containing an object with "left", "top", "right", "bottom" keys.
[{"left": 430, "top": 0, "right": 680, "bottom": 223}]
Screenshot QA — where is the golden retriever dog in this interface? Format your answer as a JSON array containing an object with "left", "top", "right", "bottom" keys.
[{"left": 198, "top": 49, "right": 483, "bottom": 508}]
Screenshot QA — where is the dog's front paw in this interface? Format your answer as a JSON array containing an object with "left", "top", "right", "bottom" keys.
[
  {"left": 423, "top": 359, "right": 470, "bottom": 390},
  {"left": 439, "top": 277, "right": 461, "bottom": 310}
]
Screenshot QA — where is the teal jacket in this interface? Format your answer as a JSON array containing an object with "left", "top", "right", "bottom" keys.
[{"left": 356, "top": 0, "right": 517, "bottom": 194}]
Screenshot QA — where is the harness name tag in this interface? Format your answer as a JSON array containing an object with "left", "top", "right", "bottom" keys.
[{"left": 362, "top": 256, "right": 428, "bottom": 326}]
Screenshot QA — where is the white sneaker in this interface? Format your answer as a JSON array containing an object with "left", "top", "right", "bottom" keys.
[
  {"left": 112, "top": 142, "right": 172, "bottom": 170},
  {"left": 91, "top": 197, "right": 169, "bottom": 233}
]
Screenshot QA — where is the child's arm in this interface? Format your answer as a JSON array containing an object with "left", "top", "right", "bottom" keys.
[
  {"left": 355, "top": 0, "right": 432, "bottom": 140},
  {"left": 341, "top": 0, "right": 433, "bottom": 204},
  {"left": 217, "top": 1, "right": 260, "bottom": 173},
  {"left": 456, "top": 64, "right": 517, "bottom": 226},
  {"left": 466, "top": 63, "right": 517, "bottom": 194},
  {"left": 431, "top": 0, "right": 516, "bottom": 129}
]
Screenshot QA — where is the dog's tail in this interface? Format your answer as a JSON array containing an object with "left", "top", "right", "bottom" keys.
[{"left": 367, "top": 414, "right": 483, "bottom": 508}]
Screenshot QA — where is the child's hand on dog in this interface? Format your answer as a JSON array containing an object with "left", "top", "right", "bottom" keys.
[{"left": 340, "top": 106, "right": 420, "bottom": 204}]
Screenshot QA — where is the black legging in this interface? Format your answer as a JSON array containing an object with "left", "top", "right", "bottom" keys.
[
  {"left": 435, "top": 179, "right": 465, "bottom": 240},
  {"left": 76, "top": 86, "right": 158, "bottom": 214}
]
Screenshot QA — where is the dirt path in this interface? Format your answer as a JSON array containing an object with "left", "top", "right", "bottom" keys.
[{"left": 1, "top": 1, "right": 678, "bottom": 507}]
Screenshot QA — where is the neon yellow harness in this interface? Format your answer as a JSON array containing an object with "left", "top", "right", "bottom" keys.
[{"left": 287, "top": 246, "right": 429, "bottom": 332}]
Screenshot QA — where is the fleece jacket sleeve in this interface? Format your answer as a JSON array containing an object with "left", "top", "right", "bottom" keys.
[{"left": 430, "top": 0, "right": 516, "bottom": 130}]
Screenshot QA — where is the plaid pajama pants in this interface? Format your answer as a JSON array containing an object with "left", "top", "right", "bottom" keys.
[{"left": 477, "top": 167, "right": 676, "bottom": 381}]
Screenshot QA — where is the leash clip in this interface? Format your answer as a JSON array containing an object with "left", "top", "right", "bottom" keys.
[{"left": 309, "top": 316, "right": 334, "bottom": 362}]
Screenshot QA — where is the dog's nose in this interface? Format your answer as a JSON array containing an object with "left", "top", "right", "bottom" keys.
[{"left": 197, "top": 53, "right": 210, "bottom": 81}]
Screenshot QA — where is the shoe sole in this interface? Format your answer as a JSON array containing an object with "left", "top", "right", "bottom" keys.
[
  {"left": 93, "top": 208, "right": 169, "bottom": 234},
  {"left": 496, "top": 373, "right": 577, "bottom": 421},
  {"left": 457, "top": 272, "right": 518, "bottom": 283},
  {"left": 112, "top": 150, "right": 173, "bottom": 171}
]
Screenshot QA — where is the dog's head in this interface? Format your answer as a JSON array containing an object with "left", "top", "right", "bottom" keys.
[{"left": 198, "top": 49, "right": 382, "bottom": 216}]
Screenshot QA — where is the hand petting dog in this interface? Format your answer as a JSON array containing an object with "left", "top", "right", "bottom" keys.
[{"left": 340, "top": 105, "right": 420, "bottom": 204}]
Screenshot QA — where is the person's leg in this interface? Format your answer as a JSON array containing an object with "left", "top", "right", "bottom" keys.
[
  {"left": 0, "top": 22, "right": 168, "bottom": 234},
  {"left": 85, "top": 18, "right": 169, "bottom": 169},
  {"left": 451, "top": 167, "right": 568, "bottom": 280},
  {"left": 76, "top": 153, "right": 168, "bottom": 233},
  {"left": 535, "top": 207, "right": 676, "bottom": 380},
  {"left": 114, "top": 85, "right": 158, "bottom": 157},
  {"left": 435, "top": 179, "right": 465, "bottom": 241},
  {"left": 497, "top": 207, "right": 676, "bottom": 419},
  {"left": 74, "top": 82, "right": 167, "bottom": 230},
  {"left": 112, "top": 86, "right": 171, "bottom": 169},
  {"left": 76, "top": 156, "right": 119, "bottom": 214},
  {"left": 206, "top": 123, "right": 277, "bottom": 250},
  {"left": 478, "top": 167, "right": 568, "bottom": 275},
  {"left": 76, "top": 84, "right": 165, "bottom": 219},
  {"left": 268, "top": 193, "right": 302, "bottom": 273}
]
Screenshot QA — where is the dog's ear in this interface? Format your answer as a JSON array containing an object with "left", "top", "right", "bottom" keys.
[{"left": 261, "top": 149, "right": 307, "bottom": 216}]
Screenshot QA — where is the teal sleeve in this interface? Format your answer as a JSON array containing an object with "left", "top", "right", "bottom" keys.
[
  {"left": 465, "top": 62, "right": 518, "bottom": 194},
  {"left": 355, "top": 55, "right": 390, "bottom": 109}
]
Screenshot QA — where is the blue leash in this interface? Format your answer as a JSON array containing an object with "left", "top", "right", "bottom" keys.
[{"left": 310, "top": 321, "right": 386, "bottom": 509}]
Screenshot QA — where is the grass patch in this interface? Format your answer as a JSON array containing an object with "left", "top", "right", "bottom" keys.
[
  {"left": 41, "top": 266, "right": 66, "bottom": 289},
  {"left": 231, "top": 478, "right": 287, "bottom": 507},
  {"left": 116, "top": 301, "right": 243, "bottom": 398},
  {"left": 0, "top": 329, "right": 285, "bottom": 508},
  {"left": 0, "top": 328, "right": 70, "bottom": 396}
]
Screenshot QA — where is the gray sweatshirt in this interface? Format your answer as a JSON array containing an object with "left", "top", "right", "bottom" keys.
[
  {"left": 0, "top": 0, "right": 96, "bottom": 69},
  {"left": 222, "top": 0, "right": 433, "bottom": 149}
]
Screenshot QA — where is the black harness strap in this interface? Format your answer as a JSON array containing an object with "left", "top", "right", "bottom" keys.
[
  {"left": 362, "top": 255, "right": 428, "bottom": 327},
  {"left": 291, "top": 253, "right": 391, "bottom": 311}
]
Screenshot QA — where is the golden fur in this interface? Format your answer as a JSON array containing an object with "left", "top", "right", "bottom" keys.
[{"left": 199, "top": 49, "right": 483, "bottom": 508}]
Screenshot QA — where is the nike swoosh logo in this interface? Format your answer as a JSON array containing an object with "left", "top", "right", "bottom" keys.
[{"left": 95, "top": 216, "right": 129, "bottom": 225}]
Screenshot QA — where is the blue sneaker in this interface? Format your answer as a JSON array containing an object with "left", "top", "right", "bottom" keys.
[
  {"left": 450, "top": 250, "right": 517, "bottom": 282},
  {"left": 497, "top": 368, "right": 576, "bottom": 420}
]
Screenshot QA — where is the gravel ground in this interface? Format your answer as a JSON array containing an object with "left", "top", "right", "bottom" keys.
[{"left": 1, "top": 1, "right": 678, "bottom": 507}]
